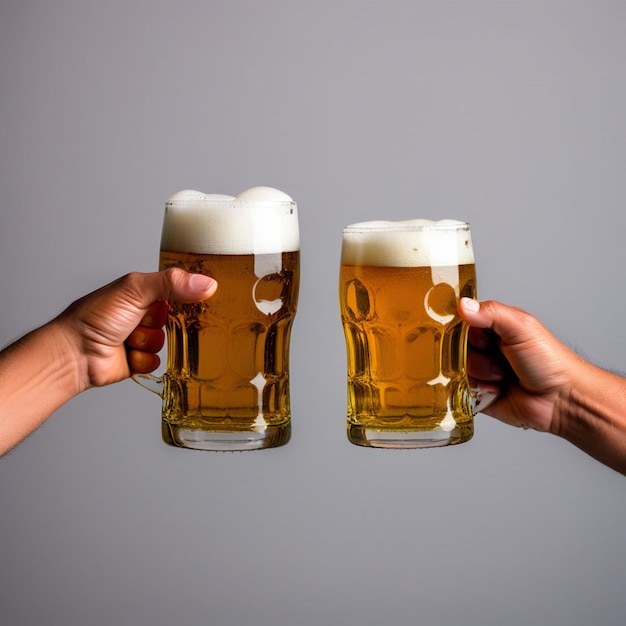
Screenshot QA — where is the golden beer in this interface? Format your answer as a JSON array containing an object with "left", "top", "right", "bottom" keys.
[
  {"left": 339, "top": 220, "right": 477, "bottom": 448},
  {"left": 136, "top": 187, "right": 300, "bottom": 451},
  {"left": 159, "top": 249, "right": 299, "bottom": 448}
]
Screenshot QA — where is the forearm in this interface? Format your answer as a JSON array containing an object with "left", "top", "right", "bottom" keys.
[
  {"left": 552, "top": 361, "right": 626, "bottom": 475},
  {"left": 0, "top": 318, "right": 85, "bottom": 456}
]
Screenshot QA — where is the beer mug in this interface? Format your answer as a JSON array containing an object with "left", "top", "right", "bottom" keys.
[
  {"left": 135, "top": 187, "right": 300, "bottom": 451},
  {"left": 339, "top": 220, "right": 477, "bottom": 448}
]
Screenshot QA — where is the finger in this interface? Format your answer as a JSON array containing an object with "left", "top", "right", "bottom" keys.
[
  {"left": 115, "top": 269, "right": 218, "bottom": 312},
  {"left": 128, "top": 349, "right": 161, "bottom": 375},
  {"left": 466, "top": 349, "right": 507, "bottom": 382},
  {"left": 467, "top": 326, "right": 492, "bottom": 351},
  {"left": 126, "top": 326, "right": 165, "bottom": 353},
  {"left": 140, "top": 300, "right": 168, "bottom": 328},
  {"left": 459, "top": 298, "right": 542, "bottom": 347},
  {"left": 162, "top": 268, "right": 218, "bottom": 303}
]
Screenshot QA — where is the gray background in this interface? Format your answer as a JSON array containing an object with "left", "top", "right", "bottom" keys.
[{"left": 1, "top": 1, "right": 625, "bottom": 625}]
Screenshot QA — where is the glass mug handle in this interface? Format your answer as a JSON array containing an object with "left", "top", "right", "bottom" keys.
[
  {"left": 472, "top": 383, "right": 498, "bottom": 415},
  {"left": 132, "top": 373, "right": 164, "bottom": 397}
]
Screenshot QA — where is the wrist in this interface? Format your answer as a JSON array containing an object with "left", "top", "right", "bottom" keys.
[
  {"left": 550, "top": 357, "right": 626, "bottom": 474},
  {"left": 0, "top": 318, "right": 87, "bottom": 455},
  {"left": 46, "top": 315, "right": 91, "bottom": 396},
  {"left": 549, "top": 352, "right": 587, "bottom": 439}
]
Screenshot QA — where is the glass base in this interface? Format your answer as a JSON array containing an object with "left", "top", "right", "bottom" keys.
[
  {"left": 347, "top": 422, "right": 473, "bottom": 449},
  {"left": 162, "top": 422, "right": 291, "bottom": 451}
]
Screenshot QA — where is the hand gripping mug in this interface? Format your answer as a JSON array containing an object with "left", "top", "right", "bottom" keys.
[
  {"left": 339, "top": 219, "right": 477, "bottom": 448},
  {"left": 135, "top": 187, "right": 300, "bottom": 451}
]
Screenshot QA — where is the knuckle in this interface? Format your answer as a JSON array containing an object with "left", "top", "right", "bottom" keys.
[
  {"left": 162, "top": 267, "right": 186, "bottom": 290},
  {"left": 118, "top": 271, "right": 145, "bottom": 295}
]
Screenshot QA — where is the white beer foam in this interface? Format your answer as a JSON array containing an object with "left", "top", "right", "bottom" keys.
[
  {"left": 161, "top": 186, "right": 299, "bottom": 255},
  {"left": 341, "top": 219, "right": 474, "bottom": 267},
  {"left": 235, "top": 186, "right": 293, "bottom": 202}
]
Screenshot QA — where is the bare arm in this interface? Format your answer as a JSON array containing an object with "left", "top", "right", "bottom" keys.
[
  {"left": 0, "top": 319, "right": 83, "bottom": 455},
  {"left": 0, "top": 269, "right": 217, "bottom": 456},
  {"left": 459, "top": 297, "right": 626, "bottom": 475}
]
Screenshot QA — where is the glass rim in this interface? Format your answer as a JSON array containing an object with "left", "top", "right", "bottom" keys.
[
  {"left": 342, "top": 221, "right": 470, "bottom": 234},
  {"left": 166, "top": 199, "right": 297, "bottom": 209}
]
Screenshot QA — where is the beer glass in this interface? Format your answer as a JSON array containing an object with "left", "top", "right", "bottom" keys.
[
  {"left": 339, "top": 219, "right": 477, "bottom": 448},
  {"left": 135, "top": 188, "right": 300, "bottom": 451}
]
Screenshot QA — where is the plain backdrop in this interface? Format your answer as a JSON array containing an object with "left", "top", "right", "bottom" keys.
[{"left": 1, "top": 1, "right": 625, "bottom": 625}]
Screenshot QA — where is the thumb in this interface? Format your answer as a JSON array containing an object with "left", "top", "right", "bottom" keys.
[
  {"left": 118, "top": 268, "right": 218, "bottom": 310},
  {"left": 458, "top": 297, "right": 539, "bottom": 346},
  {"left": 161, "top": 268, "right": 218, "bottom": 303}
]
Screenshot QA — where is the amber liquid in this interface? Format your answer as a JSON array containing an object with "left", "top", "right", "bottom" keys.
[
  {"left": 159, "top": 250, "right": 299, "bottom": 448},
  {"left": 340, "top": 263, "right": 476, "bottom": 447}
]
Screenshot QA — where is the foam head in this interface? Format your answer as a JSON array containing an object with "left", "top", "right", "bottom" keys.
[
  {"left": 161, "top": 187, "right": 299, "bottom": 255},
  {"left": 235, "top": 186, "right": 294, "bottom": 202},
  {"left": 341, "top": 219, "right": 474, "bottom": 267}
]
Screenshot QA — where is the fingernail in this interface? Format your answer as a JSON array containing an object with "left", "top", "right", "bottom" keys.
[
  {"left": 462, "top": 297, "right": 480, "bottom": 313},
  {"left": 190, "top": 274, "right": 215, "bottom": 291}
]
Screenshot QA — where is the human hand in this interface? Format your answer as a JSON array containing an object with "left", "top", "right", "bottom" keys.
[
  {"left": 59, "top": 269, "right": 217, "bottom": 390},
  {"left": 458, "top": 298, "right": 578, "bottom": 433}
]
